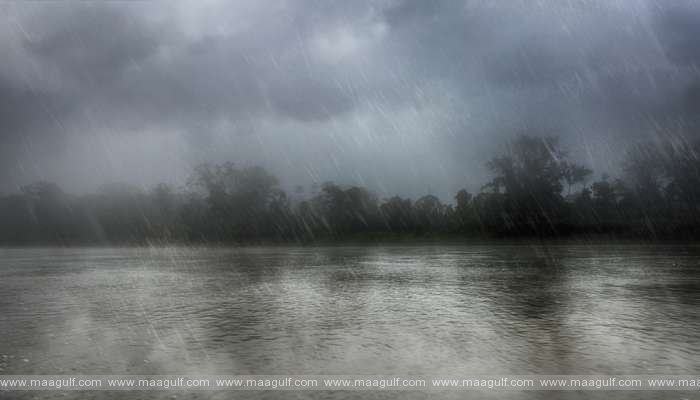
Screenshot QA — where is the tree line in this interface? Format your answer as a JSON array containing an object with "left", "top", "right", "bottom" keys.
[{"left": 2, "top": 134, "right": 700, "bottom": 244}]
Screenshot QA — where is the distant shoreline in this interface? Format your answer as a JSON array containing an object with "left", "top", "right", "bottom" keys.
[{"left": 2, "top": 234, "right": 698, "bottom": 249}]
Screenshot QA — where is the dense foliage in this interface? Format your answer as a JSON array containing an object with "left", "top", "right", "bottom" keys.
[{"left": 3, "top": 135, "right": 700, "bottom": 244}]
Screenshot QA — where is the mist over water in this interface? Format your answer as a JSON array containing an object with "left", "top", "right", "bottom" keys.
[{"left": 1, "top": 244, "right": 699, "bottom": 399}]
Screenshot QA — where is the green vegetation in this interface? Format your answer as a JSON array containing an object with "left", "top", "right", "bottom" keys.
[{"left": 3, "top": 135, "right": 700, "bottom": 244}]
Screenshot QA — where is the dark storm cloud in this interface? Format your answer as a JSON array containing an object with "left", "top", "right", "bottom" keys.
[
  {"left": 30, "top": 2, "right": 363, "bottom": 129},
  {"left": 653, "top": 0, "right": 700, "bottom": 66},
  {"left": 2, "top": 0, "right": 700, "bottom": 198},
  {"left": 0, "top": 4, "right": 161, "bottom": 148},
  {"left": 0, "top": 72, "right": 77, "bottom": 154},
  {"left": 23, "top": 4, "right": 163, "bottom": 84},
  {"left": 2, "top": 2, "right": 361, "bottom": 133},
  {"left": 651, "top": 0, "right": 700, "bottom": 129},
  {"left": 383, "top": 0, "right": 444, "bottom": 25},
  {"left": 0, "top": 77, "right": 45, "bottom": 136}
]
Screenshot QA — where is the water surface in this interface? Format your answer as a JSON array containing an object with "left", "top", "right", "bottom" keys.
[{"left": 1, "top": 244, "right": 699, "bottom": 399}]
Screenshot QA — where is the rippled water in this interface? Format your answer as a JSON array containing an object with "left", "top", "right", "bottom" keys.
[{"left": 1, "top": 244, "right": 700, "bottom": 399}]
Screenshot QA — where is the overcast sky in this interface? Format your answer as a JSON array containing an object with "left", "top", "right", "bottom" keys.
[{"left": 1, "top": 0, "right": 699, "bottom": 200}]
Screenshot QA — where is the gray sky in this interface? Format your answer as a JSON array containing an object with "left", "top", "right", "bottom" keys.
[{"left": 1, "top": 0, "right": 699, "bottom": 200}]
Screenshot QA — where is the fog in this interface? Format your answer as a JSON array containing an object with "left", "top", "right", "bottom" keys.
[{"left": 1, "top": 0, "right": 700, "bottom": 200}]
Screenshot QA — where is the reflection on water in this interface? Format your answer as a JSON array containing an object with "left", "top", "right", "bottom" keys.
[{"left": 1, "top": 244, "right": 700, "bottom": 399}]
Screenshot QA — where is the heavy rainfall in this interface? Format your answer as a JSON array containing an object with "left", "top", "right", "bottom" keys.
[{"left": 1, "top": 1, "right": 700, "bottom": 400}]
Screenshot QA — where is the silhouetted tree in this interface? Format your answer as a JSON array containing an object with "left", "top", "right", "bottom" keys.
[
  {"left": 562, "top": 162, "right": 592, "bottom": 195},
  {"left": 3, "top": 133, "right": 700, "bottom": 243},
  {"left": 483, "top": 135, "right": 586, "bottom": 234},
  {"left": 380, "top": 196, "right": 415, "bottom": 232},
  {"left": 454, "top": 189, "right": 476, "bottom": 232},
  {"left": 414, "top": 195, "right": 447, "bottom": 233},
  {"left": 310, "top": 182, "right": 381, "bottom": 236},
  {"left": 187, "top": 162, "right": 282, "bottom": 239}
]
